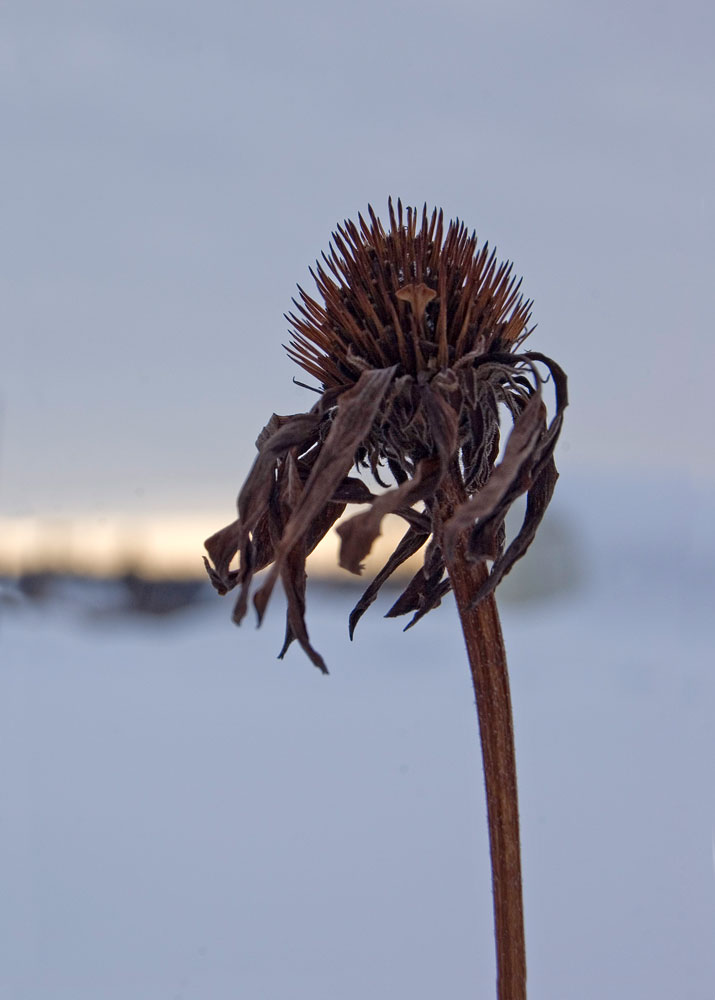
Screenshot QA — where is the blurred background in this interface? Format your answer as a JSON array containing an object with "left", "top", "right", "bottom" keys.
[{"left": 2, "top": 1, "right": 714, "bottom": 998}]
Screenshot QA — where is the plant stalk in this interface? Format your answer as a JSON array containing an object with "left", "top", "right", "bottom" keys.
[{"left": 438, "top": 474, "right": 527, "bottom": 1000}]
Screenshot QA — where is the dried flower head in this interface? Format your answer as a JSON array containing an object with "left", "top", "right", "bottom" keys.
[{"left": 204, "top": 200, "right": 567, "bottom": 672}]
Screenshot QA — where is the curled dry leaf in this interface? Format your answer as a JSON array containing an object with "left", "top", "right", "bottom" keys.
[{"left": 204, "top": 199, "right": 567, "bottom": 669}]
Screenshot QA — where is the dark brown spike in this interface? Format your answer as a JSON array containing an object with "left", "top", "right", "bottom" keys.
[
  {"left": 433, "top": 209, "right": 444, "bottom": 263},
  {"left": 387, "top": 197, "right": 398, "bottom": 235},
  {"left": 367, "top": 203, "right": 384, "bottom": 243},
  {"left": 426, "top": 205, "right": 438, "bottom": 245},
  {"left": 407, "top": 204, "right": 416, "bottom": 242},
  {"left": 320, "top": 249, "right": 341, "bottom": 280},
  {"left": 436, "top": 261, "right": 449, "bottom": 367},
  {"left": 373, "top": 258, "right": 413, "bottom": 371}
]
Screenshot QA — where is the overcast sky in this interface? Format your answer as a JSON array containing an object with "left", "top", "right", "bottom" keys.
[{"left": 2, "top": 0, "right": 714, "bottom": 522}]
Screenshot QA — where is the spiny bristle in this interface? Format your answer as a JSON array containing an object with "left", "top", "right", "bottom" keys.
[{"left": 286, "top": 201, "right": 532, "bottom": 387}]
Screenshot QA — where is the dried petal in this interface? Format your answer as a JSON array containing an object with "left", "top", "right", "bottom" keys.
[
  {"left": 444, "top": 386, "right": 546, "bottom": 559},
  {"left": 203, "top": 519, "right": 243, "bottom": 594},
  {"left": 274, "top": 454, "right": 328, "bottom": 673},
  {"left": 403, "top": 578, "right": 452, "bottom": 630},
  {"left": 336, "top": 456, "right": 440, "bottom": 574},
  {"left": 385, "top": 563, "right": 448, "bottom": 621},
  {"left": 238, "top": 412, "right": 322, "bottom": 530},
  {"left": 348, "top": 523, "right": 430, "bottom": 639},
  {"left": 253, "top": 367, "right": 396, "bottom": 625},
  {"left": 468, "top": 457, "right": 559, "bottom": 608}
]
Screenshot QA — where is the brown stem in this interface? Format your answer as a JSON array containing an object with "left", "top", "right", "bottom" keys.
[{"left": 438, "top": 473, "right": 526, "bottom": 1000}]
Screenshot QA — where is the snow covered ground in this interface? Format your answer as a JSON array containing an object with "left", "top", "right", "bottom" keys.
[{"left": 1, "top": 476, "right": 714, "bottom": 999}]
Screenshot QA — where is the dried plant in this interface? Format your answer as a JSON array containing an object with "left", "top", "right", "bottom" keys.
[{"left": 204, "top": 200, "right": 567, "bottom": 999}]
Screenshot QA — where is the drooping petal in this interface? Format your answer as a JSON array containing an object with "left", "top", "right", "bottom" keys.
[
  {"left": 336, "top": 456, "right": 441, "bottom": 574},
  {"left": 203, "top": 519, "right": 243, "bottom": 594},
  {"left": 253, "top": 366, "right": 397, "bottom": 624},
  {"left": 464, "top": 353, "right": 568, "bottom": 604},
  {"left": 384, "top": 563, "right": 449, "bottom": 623},
  {"left": 403, "top": 578, "right": 452, "bottom": 630},
  {"left": 275, "top": 453, "right": 329, "bottom": 673},
  {"left": 348, "top": 523, "right": 431, "bottom": 639},
  {"left": 444, "top": 386, "right": 547, "bottom": 560},
  {"left": 203, "top": 411, "right": 322, "bottom": 597},
  {"left": 237, "top": 412, "right": 322, "bottom": 531},
  {"left": 467, "top": 456, "right": 559, "bottom": 608},
  {"left": 336, "top": 380, "right": 458, "bottom": 574}
]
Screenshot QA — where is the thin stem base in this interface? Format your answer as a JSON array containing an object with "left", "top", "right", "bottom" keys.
[{"left": 438, "top": 475, "right": 526, "bottom": 1000}]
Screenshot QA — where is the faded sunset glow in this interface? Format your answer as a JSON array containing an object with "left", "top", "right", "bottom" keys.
[{"left": 0, "top": 512, "right": 418, "bottom": 581}]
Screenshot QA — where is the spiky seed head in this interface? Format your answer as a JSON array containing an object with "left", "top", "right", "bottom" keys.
[{"left": 286, "top": 198, "right": 532, "bottom": 389}]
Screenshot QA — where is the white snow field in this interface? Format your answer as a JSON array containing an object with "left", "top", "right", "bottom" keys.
[{"left": 1, "top": 477, "right": 714, "bottom": 1000}]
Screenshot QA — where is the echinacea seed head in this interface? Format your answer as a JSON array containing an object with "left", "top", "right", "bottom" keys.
[
  {"left": 204, "top": 199, "right": 567, "bottom": 670},
  {"left": 286, "top": 198, "right": 532, "bottom": 389}
]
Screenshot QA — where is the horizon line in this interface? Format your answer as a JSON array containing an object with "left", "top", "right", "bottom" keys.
[{"left": 0, "top": 510, "right": 418, "bottom": 581}]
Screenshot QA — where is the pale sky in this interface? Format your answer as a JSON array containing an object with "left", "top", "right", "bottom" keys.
[{"left": 3, "top": 0, "right": 714, "bottom": 524}]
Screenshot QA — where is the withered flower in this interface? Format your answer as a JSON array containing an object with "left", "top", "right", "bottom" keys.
[{"left": 204, "top": 200, "right": 567, "bottom": 1000}]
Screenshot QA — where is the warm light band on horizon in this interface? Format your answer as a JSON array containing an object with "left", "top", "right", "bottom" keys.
[{"left": 0, "top": 512, "right": 419, "bottom": 581}]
